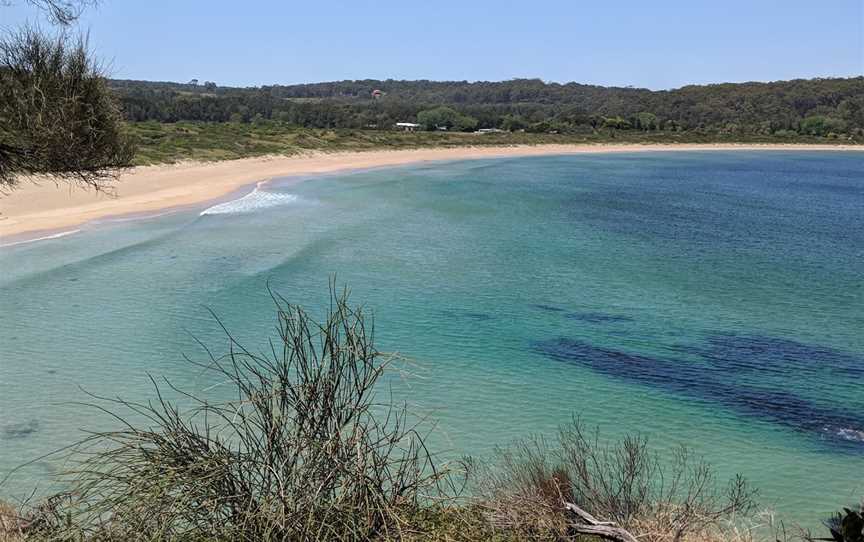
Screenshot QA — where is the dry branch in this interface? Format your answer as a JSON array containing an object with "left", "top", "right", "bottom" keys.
[{"left": 564, "top": 501, "right": 641, "bottom": 542}]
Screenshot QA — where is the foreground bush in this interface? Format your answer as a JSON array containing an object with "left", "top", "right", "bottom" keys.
[
  {"left": 0, "top": 27, "right": 133, "bottom": 191},
  {"left": 819, "top": 505, "right": 864, "bottom": 542},
  {"left": 0, "top": 287, "right": 815, "bottom": 542},
  {"left": 19, "top": 288, "right": 451, "bottom": 541},
  {"left": 474, "top": 419, "right": 757, "bottom": 542}
]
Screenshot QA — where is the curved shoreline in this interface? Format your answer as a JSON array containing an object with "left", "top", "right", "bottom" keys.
[{"left": 1, "top": 143, "right": 861, "bottom": 244}]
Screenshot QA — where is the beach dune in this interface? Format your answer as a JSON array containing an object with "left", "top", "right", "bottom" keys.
[{"left": 1, "top": 144, "right": 860, "bottom": 243}]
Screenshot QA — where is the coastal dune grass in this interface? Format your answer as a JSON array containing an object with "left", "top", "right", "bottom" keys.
[
  {"left": 0, "top": 286, "right": 843, "bottom": 542},
  {"left": 125, "top": 121, "right": 848, "bottom": 166},
  {"left": 472, "top": 422, "right": 757, "bottom": 542}
]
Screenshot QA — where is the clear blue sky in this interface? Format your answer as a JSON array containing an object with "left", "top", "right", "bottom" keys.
[{"left": 3, "top": 0, "right": 862, "bottom": 89}]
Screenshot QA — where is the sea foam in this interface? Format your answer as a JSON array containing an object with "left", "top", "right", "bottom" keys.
[
  {"left": 0, "top": 229, "right": 81, "bottom": 248},
  {"left": 833, "top": 427, "right": 864, "bottom": 443},
  {"left": 200, "top": 188, "right": 298, "bottom": 216}
]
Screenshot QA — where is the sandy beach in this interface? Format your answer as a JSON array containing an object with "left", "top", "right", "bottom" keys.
[{"left": 1, "top": 143, "right": 861, "bottom": 243}]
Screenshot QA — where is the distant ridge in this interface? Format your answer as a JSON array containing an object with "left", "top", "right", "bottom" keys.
[
  {"left": 110, "top": 76, "right": 864, "bottom": 137},
  {"left": 110, "top": 75, "right": 862, "bottom": 97}
]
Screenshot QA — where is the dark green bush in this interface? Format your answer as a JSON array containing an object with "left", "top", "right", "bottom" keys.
[
  {"left": 0, "top": 27, "right": 134, "bottom": 191},
  {"left": 821, "top": 506, "right": 864, "bottom": 542}
]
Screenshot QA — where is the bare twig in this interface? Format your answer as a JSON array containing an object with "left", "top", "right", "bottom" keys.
[{"left": 564, "top": 501, "right": 641, "bottom": 542}]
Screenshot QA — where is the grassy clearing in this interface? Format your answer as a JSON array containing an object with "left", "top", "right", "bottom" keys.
[{"left": 125, "top": 121, "right": 856, "bottom": 166}]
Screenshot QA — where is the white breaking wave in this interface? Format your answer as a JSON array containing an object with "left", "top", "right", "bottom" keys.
[
  {"left": 0, "top": 229, "right": 81, "bottom": 248},
  {"left": 200, "top": 188, "right": 298, "bottom": 216},
  {"left": 834, "top": 427, "right": 864, "bottom": 443}
]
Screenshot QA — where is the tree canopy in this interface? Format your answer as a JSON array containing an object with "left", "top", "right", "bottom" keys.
[
  {"left": 416, "top": 106, "right": 478, "bottom": 132},
  {"left": 107, "top": 76, "right": 864, "bottom": 139}
]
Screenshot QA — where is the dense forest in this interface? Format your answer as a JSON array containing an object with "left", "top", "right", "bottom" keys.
[{"left": 111, "top": 77, "right": 864, "bottom": 138}]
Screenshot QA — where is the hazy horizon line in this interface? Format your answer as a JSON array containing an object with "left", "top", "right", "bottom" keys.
[{"left": 111, "top": 73, "right": 864, "bottom": 93}]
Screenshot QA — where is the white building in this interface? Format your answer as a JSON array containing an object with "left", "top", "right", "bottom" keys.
[{"left": 395, "top": 122, "right": 422, "bottom": 132}]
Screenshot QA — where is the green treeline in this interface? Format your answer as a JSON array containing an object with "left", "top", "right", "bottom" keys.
[{"left": 112, "top": 77, "right": 864, "bottom": 139}]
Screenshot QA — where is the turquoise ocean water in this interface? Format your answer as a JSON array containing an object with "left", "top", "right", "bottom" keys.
[{"left": 1, "top": 152, "right": 862, "bottom": 527}]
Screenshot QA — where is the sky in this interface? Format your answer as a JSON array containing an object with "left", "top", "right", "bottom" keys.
[{"left": 2, "top": 0, "right": 863, "bottom": 89}]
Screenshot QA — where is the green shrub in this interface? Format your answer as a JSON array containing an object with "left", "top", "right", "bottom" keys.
[
  {"left": 821, "top": 506, "right": 864, "bottom": 542},
  {"left": 37, "top": 287, "right": 452, "bottom": 541},
  {"left": 0, "top": 27, "right": 134, "bottom": 191}
]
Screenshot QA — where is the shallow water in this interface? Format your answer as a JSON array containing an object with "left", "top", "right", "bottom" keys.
[{"left": 1, "top": 151, "right": 862, "bottom": 527}]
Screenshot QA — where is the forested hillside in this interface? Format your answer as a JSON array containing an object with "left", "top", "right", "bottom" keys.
[{"left": 112, "top": 77, "right": 864, "bottom": 139}]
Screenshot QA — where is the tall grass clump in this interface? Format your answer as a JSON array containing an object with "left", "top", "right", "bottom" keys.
[
  {"left": 35, "top": 287, "right": 450, "bottom": 541},
  {"left": 474, "top": 418, "right": 757, "bottom": 542}
]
